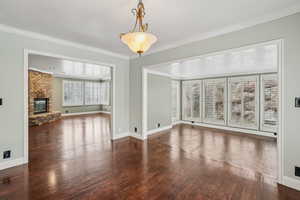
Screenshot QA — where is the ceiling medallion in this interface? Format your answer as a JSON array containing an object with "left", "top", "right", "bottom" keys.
[{"left": 120, "top": 0, "right": 157, "bottom": 56}]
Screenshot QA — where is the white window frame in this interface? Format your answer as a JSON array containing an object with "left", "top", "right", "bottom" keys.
[
  {"left": 228, "top": 75, "right": 260, "bottom": 130},
  {"left": 182, "top": 80, "right": 202, "bottom": 122},
  {"left": 100, "top": 81, "right": 110, "bottom": 106},
  {"left": 171, "top": 80, "right": 181, "bottom": 122},
  {"left": 63, "top": 80, "right": 111, "bottom": 107},
  {"left": 260, "top": 73, "right": 278, "bottom": 133},
  {"left": 84, "top": 81, "right": 101, "bottom": 106},
  {"left": 202, "top": 78, "right": 227, "bottom": 125},
  {"left": 62, "top": 80, "right": 84, "bottom": 107}
]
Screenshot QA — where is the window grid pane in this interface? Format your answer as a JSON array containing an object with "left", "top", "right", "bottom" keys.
[
  {"left": 261, "top": 74, "right": 278, "bottom": 132},
  {"left": 182, "top": 80, "right": 201, "bottom": 122},
  {"left": 203, "top": 78, "right": 226, "bottom": 125},
  {"left": 171, "top": 80, "right": 180, "bottom": 122},
  {"left": 63, "top": 80, "right": 84, "bottom": 106},
  {"left": 228, "top": 76, "right": 259, "bottom": 130}
]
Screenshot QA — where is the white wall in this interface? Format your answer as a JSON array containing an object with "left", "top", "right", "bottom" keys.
[
  {"left": 147, "top": 74, "right": 172, "bottom": 131},
  {"left": 130, "top": 13, "right": 300, "bottom": 182},
  {"left": 0, "top": 30, "right": 130, "bottom": 165}
]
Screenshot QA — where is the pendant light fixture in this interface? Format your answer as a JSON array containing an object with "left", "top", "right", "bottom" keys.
[{"left": 120, "top": 0, "right": 157, "bottom": 56}]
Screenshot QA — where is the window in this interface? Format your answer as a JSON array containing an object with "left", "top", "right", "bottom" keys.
[
  {"left": 100, "top": 81, "right": 110, "bottom": 105},
  {"left": 182, "top": 80, "right": 202, "bottom": 122},
  {"left": 63, "top": 80, "right": 110, "bottom": 106},
  {"left": 62, "top": 60, "right": 84, "bottom": 75},
  {"left": 63, "top": 80, "right": 84, "bottom": 106},
  {"left": 228, "top": 76, "right": 259, "bottom": 129},
  {"left": 171, "top": 80, "right": 180, "bottom": 122},
  {"left": 203, "top": 78, "right": 226, "bottom": 125},
  {"left": 85, "top": 81, "right": 101, "bottom": 105},
  {"left": 261, "top": 74, "right": 278, "bottom": 132},
  {"left": 85, "top": 64, "right": 111, "bottom": 78}
]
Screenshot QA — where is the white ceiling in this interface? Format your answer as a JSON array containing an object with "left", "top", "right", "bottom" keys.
[{"left": 0, "top": 0, "right": 299, "bottom": 57}]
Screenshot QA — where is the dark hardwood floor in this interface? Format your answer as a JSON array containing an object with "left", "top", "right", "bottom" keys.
[{"left": 0, "top": 114, "right": 299, "bottom": 200}]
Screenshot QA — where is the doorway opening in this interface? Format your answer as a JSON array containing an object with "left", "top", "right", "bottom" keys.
[{"left": 23, "top": 50, "right": 116, "bottom": 164}]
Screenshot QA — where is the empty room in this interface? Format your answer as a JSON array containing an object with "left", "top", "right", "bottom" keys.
[{"left": 0, "top": 0, "right": 300, "bottom": 199}]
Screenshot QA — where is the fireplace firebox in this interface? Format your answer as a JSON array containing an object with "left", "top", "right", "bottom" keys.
[{"left": 34, "top": 98, "right": 49, "bottom": 114}]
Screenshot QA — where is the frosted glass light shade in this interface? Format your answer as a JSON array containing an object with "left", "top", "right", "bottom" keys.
[{"left": 121, "top": 32, "right": 157, "bottom": 54}]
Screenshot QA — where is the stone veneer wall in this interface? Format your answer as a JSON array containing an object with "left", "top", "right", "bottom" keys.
[{"left": 28, "top": 70, "right": 53, "bottom": 116}]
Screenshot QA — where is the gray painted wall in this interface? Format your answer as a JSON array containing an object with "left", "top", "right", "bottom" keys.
[
  {"left": 130, "top": 13, "right": 300, "bottom": 181},
  {"left": 52, "top": 77, "right": 102, "bottom": 114},
  {"left": 0, "top": 30, "right": 129, "bottom": 164},
  {"left": 147, "top": 74, "right": 171, "bottom": 131}
]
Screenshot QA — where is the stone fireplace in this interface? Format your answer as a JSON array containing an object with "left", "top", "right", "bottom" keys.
[{"left": 29, "top": 70, "right": 61, "bottom": 126}]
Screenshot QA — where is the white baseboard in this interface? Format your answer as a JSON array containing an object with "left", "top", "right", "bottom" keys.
[
  {"left": 0, "top": 157, "right": 27, "bottom": 171},
  {"left": 177, "top": 121, "right": 276, "bottom": 138},
  {"left": 62, "top": 111, "right": 110, "bottom": 117},
  {"left": 172, "top": 121, "right": 182, "bottom": 125},
  {"left": 130, "top": 132, "right": 147, "bottom": 140},
  {"left": 112, "top": 132, "right": 130, "bottom": 140},
  {"left": 147, "top": 125, "right": 172, "bottom": 136},
  {"left": 283, "top": 176, "right": 300, "bottom": 191}
]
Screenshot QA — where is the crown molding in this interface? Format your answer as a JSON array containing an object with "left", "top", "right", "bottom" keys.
[
  {"left": 131, "top": 3, "right": 300, "bottom": 59},
  {"left": 0, "top": 24, "right": 130, "bottom": 60}
]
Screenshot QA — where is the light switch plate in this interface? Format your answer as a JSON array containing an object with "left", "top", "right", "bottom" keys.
[{"left": 295, "top": 97, "right": 300, "bottom": 107}]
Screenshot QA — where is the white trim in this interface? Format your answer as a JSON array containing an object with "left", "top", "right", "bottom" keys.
[
  {"left": 277, "top": 40, "right": 284, "bottom": 184},
  {"left": 0, "top": 24, "right": 129, "bottom": 60},
  {"left": 61, "top": 111, "right": 110, "bottom": 117},
  {"left": 111, "top": 67, "right": 116, "bottom": 141},
  {"left": 24, "top": 49, "right": 117, "bottom": 168},
  {"left": 178, "top": 121, "right": 276, "bottom": 138},
  {"left": 53, "top": 74, "right": 109, "bottom": 81},
  {"left": 130, "top": 132, "right": 147, "bottom": 140},
  {"left": 283, "top": 176, "right": 300, "bottom": 191},
  {"left": 147, "top": 125, "right": 172, "bottom": 136},
  {"left": 112, "top": 132, "right": 130, "bottom": 140},
  {"left": 172, "top": 121, "right": 182, "bottom": 126},
  {"left": 0, "top": 157, "right": 26, "bottom": 171},
  {"left": 142, "top": 69, "right": 148, "bottom": 138},
  {"left": 24, "top": 51, "right": 29, "bottom": 164},
  {"left": 146, "top": 69, "right": 173, "bottom": 78},
  {"left": 133, "top": 3, "right": 300, "bottom": 58},
  {"left": 99, "top": 111, "right": 111, "bottom": 114},
  {"left": 28, "top": 67, "right": 53, "bottom": 75}
]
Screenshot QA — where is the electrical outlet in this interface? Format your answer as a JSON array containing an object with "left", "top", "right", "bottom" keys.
[
  {"left": 157, "top": 123, "right": 160, "bottom": 128},
  {"left": 295, "top": 166, "right": 300, "bottom": 177},
  {"left": 134, "top": 127, "right": 137, "bottom": 132},
  {"left": 3, "top": 151, "right": 11, "bottom": 159}
]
